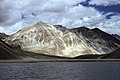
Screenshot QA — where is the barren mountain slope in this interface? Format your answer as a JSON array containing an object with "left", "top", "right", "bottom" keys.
[{"left": 5, "top": 22, "right": 100, "bottom": 58}]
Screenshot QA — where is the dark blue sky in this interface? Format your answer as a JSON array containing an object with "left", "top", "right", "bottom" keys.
[{"left": 77, "top": 0, "right": 120, "bottom": 19}]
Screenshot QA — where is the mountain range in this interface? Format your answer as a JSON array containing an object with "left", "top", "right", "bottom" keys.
[{"left": 0, "top": 21, "right": 120, "bottom": 60}]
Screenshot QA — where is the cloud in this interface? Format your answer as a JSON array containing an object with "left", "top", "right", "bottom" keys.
[
  {"left": 89, "top": 0, "right": 120, "bottom": 6},
  {"left": 0, "top": 0, "right": 120, "bottom": 35},
  {"left": 0, "top": 0, "right": 86, "bottom": 25},
  {"left": 95, "top": 14, "right": 120, "bottom": 34}
]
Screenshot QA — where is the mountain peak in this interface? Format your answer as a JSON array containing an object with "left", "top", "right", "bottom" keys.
[
  {"left": 92, "top": 28, "right": 107, "bottom": 34},
  {"left": 71, "top": 27, "right": 120, "bottom": 53},
  {"left": 6, "top": 22, "right": 102, "bottom": 57},
  {"left": 5, "top": 22, "right": 120, "bottom": 58}
]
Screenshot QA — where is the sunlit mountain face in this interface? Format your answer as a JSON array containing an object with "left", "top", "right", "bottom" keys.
[
  {"left": 4, "top": 22, "right": 99, "bottom": 58},
  {"left": 0, "top": 0, "right": 120, "bottom": 59},
  {"left": 3, "top": 21, "right": 120, "bottom": 58}
]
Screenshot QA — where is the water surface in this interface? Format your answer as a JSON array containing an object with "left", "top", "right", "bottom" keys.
[{"left": 0, "top": 62, "right": 120, "bottom": 80}]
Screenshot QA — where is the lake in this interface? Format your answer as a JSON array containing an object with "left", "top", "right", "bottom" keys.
[{"left": 0, "top": 62, "right": 120, "bottom": 80}]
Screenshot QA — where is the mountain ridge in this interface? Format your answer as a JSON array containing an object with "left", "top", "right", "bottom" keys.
[
  {"left": 70, "top": 27, "right": 120, "bottom": 54},
  {"left": 2, "top": 21, "right": 120, "bottom": 58}
]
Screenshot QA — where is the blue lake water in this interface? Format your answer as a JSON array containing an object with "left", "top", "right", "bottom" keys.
[{"left": 0, "top": 62, "right": 120, "bottom": 80}]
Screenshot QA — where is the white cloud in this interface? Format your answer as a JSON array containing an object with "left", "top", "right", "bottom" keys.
[
  {"left": 95, "top": 14, "right": 120, "bottom": 35},
  {"left": 0, "top": 0, "right": 86, "bottom": 25},
  {"left": 89, "top": 0, "right": 120, "bottom": 6},
  {"left": 0, "top": 0, "right": 120, "bottom": 35}
]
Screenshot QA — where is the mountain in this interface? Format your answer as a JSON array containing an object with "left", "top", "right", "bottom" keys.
[
  {"left": 0, "top": 39, "right": 19, "bottom": 59},
  {"left": 0, "top": 33, "right": 19, "bottom": 59},
  {"left": 0, "top": 33, "right": 9, "bottom": 39},
  {"left": 3, "top": 21, "right": 120, "bottom": 58},
  {"left": 101, "top": 48, "right": 120, "bottom": 59},
  {"left": 112, "top": 34, "right": 120, "bottom": 41},
  {"left": 0, "top": 39, "right": 71, "bottom": 60},
  {"left": 70, "top": 27, "right": 120, "bottom": 54},
  {"left": 5, "top": 22, "right": 101, "bottom": 58},
  {"left": 0, "top": 30, "right": 72, "bottom": 60}
]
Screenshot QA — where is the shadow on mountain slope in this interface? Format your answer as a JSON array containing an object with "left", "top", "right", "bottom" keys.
[
  {"left": 101, "top": 48, "right": 120, "bottom": 59},
  {"left": 0, "top": 39, "right": 72, "bottom": 60}
]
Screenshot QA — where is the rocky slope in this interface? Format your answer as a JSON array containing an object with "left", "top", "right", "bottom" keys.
[
  {"left": 101, "top": 48, "right": 120, "bottom": 59},
  {"left": 4, "top": 21, "right": 120, "bottom": 58},
  {"left": 112, "top": 34, "right": 120, "bottom": 41},
  {"left": 5, "top": 22, "right": 101, "bottom": 58},
  {"left": 0, "top": 33, "right": 69, "bottom": 60},
  {"left": 71, "top": 27, "right": 120, "bottom": 54},
  {"left": 0, "top": 39, "right": 19, "bottom": 59},
  {"left": 0, "top": 39, "right": 70, "bottom": 60},
  {"left": 0, "top": 33, "right": 9, "bottom": 39}
]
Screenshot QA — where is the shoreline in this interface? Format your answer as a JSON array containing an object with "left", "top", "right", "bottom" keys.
[{"left": 0, "top": 59, "right": 120, "bottom": 63}]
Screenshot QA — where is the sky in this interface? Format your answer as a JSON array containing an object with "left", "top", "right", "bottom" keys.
[{"left": 0, "top": 0, "right": 120, "bottom": 35}]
